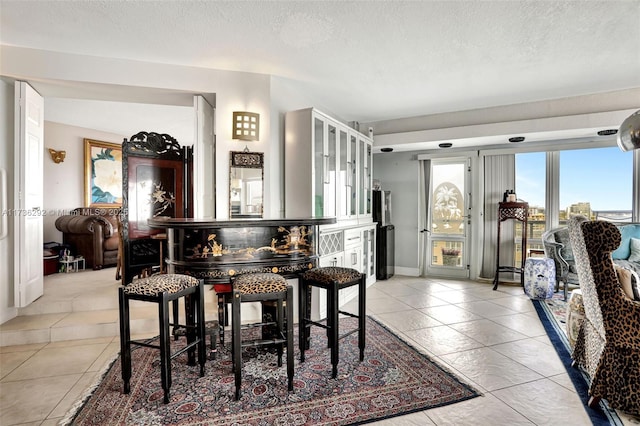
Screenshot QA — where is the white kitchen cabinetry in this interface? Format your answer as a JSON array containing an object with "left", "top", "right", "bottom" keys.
[
  {"left": 285, "top": 108, "right": 373, "bottom": 223},
  {"left": 315, "top": 224, "right": 376, "bottom": 319},
  {"left": 285, "top": 108, "right": 377, "bottom": 318}
]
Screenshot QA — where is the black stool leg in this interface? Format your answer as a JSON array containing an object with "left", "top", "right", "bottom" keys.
[
  {"left": 286, "top": 286, "right": 294, "bottom": 391},
  {"left": 299, "top": 279, "right": 307, "bottom": 362},
  {"left": 358, "top": 275, "right": 366, "bottom": 361},
  {"left": 232, "top": 290, "right": 242, "bottom": 400},
  {"left": 276, "top": 297, "right": 284, "bottom": 367},
  {"left": 330, "top": 283, "right": 339, "bottom": 379},
  {"left": 172, "top": 300, "right": 179, "bottom": 340},
  {"left": 326, "top": 287, "right": 333, "bottom": 348},
  {"left": 217, "top": 293, "right": 226, "bottom": 346},
  {"left": 159, "top": 293, "right": 171, "bottom": 404},
  {"left": 197, "top": 283, "right": 206, "bottom": 376},
  {"left": 118, "top": 287, "right": 132, "bottom": 394},
  {"left": 185, "top": 294, "right": 197, "bottom": 367}
]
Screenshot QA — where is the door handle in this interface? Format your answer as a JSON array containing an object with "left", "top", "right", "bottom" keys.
[{"left": 420, "top": 229, "right": 430, "bottom": 233}]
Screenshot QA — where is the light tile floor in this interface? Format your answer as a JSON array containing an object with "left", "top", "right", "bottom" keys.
[{"left": 1, "top": 271, "right": 638, "bottom": 425}]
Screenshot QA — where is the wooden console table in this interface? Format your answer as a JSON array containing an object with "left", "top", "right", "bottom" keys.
[{"left": 493, "top": 201, "right": 529, "bottom": 290}]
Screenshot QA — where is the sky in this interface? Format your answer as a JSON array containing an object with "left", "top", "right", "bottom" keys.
[{"left": 515, "top": 147, "right": 634, "bottom": 212}]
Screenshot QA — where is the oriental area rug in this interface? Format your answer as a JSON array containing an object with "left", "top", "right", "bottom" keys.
[{"left": 63, "top": 317, "right": 479, "bottom": 425}]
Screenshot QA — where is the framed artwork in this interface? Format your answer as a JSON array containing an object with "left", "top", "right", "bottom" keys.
[{"left": 84, "top": 139, "right": 122, "bottom": 207}]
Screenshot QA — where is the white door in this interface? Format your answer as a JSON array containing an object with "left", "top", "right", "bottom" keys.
[
  {"left": 193, "top": 95, "right": 215, "bottom": 218},
  {"left": 425, "top": 158, "right": 471, "bottom": 279},
  {"left": 14, "top": 82, "right": 44, "bottom": 307}
]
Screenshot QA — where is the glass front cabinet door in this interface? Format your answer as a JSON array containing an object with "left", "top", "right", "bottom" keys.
[
  {"left": 357, "top": 135, "right": 373, "bottom": 218},
  {"left": 285, "top": 108, "right": 373, "bottom": 222},
  {"left": 349, "top": 133, "right": 358, "bottom": 218}
]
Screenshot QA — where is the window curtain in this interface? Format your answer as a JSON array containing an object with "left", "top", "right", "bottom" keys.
[
  {"left": 418, "top": 159, "right": 430, "bottom": 276},
  {"left": 480, "top": 154, "right": 515, "bottom": 279}
]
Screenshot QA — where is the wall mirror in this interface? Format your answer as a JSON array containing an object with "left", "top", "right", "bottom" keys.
[{"left": 230, "top": 151, "right": 264, "bottom": 218}]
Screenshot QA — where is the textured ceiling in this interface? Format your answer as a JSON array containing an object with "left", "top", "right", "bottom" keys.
[{"left": 1, "top": 0, "right": 639, "bottom": 128}]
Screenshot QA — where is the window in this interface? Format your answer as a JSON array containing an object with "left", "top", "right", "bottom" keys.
[
  {"left": 515, "top": 146, "right": 633, "bottom": 268},
  {"left": 516, "top": 152, "right": 546, "bottom": 257},
  {"left": 559, "top": 147, "right": 633, "bottom": 223}
]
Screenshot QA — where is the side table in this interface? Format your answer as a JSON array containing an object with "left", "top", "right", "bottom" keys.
[{"left": 493, "top": 201, "right": 528, "bottom": 290}]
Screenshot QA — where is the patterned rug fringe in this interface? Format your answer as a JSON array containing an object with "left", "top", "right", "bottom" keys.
[
  {"left": 64, "top": 316, "right": 481, "bottom": 425},
  {"left": 370, "top": 317, "right": 483, "bottom": 398},
  {"left": 59, "top": 350, "right": 120, "bottom": 426}
]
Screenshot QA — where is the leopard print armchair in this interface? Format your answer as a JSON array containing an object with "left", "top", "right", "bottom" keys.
[{"left": 568, "top": 216, "right": 640, "bottom": 414}]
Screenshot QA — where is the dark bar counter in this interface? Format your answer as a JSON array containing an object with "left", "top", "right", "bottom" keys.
[{"left": 148, "top": 217, "right": 336, "bottom": 287}]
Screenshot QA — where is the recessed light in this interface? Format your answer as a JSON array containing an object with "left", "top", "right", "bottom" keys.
[
  {"left": 508, "top": 136, "right": 525, "bottom": 143},
  {"left": 597, "top": 129, "right": 618, "bottom": 136},
  {"left": 380, "top": 147, "right": 393, "bottom": 152},
  {"left": 438, "top": 143, "right": 452, "bottom": 148}
]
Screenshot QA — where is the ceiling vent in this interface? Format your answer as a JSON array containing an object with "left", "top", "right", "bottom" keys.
[{"left": 508, "top": 136, "right": 525, "bottom": 143}]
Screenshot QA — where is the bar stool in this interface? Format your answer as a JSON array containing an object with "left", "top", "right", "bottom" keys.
[
  {"left": 174, "top": 319, "right": 218, "bottom": 360},
  {"left": 231, "top": 272, "right": 294, "bottom": 400},
  {"left": 118, "top": 274, "right": 206, "bottom": 404},
  {"left": 298, "top": 266, "right": 366, "bottom": 378}
]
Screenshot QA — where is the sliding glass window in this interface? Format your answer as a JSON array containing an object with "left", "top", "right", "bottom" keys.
[
  {"left": 515, "top": 152, "right": 546, "bottom": 257},
  {"left": 559, "top": 147, "right": 633, "bottom": 224}
]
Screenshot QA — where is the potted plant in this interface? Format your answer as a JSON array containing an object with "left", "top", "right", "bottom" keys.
[{"left": 441, "top": 247, "right": 461, "bottom": 266}]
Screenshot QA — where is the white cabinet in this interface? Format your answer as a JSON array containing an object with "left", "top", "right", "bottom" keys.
[
  {"left": 344, "top": 227, "right": 363, "bottom": 271},
  {"left": 363, "top": 226, "right": 376, "bottom": 283},
  {"left": 356, "top": 133, "right": 373, "bottom": 219},
  {"left": 285, "top": 108, "right": 373, "bottom": 222},
  {"left": 285, "top": 108, "right": 377, "bottom": 317},
  {"left": 318, "top": 224, "right": 376, "bottom": 283}
]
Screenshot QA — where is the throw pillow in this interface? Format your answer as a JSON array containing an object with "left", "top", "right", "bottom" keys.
[
  {"left": 629, "top": 238, "right": 640, "bottom": 263},
  {"left": 612, "top": 224, "right": 640, "bottom": 260},
  {"left": 614, "top": 265, "right": 636, "bottom": 300}
]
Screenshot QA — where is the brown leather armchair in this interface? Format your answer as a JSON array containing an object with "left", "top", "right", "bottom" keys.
[{"left": 55, "top": 208, "right": 120, "bottom": 270}]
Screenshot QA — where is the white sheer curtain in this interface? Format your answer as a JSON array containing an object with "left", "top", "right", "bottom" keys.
[
  {"left": 418, "top": 160, "right": 430, "bottom": 276},
  {"left": 480, "top": 154, "right": 515, "bottom": 279}
]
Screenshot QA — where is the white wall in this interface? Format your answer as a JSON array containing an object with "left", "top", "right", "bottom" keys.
[
  {"left": 0, "top": 45, "right": 273, "bottom": 220},
  {"left": 372, "top": 151, "right": 421, "bottom": 276},
  {"left": 268, "top": 76, "right": 340, "bottom": 218},
  {"left": 42, "top": 121, "right": 125, "bottom": 243},
  {"left": 0, "top": 80, "right": 15, "bottom": 323}
]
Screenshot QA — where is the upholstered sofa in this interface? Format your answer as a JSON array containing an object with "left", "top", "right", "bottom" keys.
[
  {"left": 55, "top": 208, "right": 120, "bottom": 270},
  {"left": 610, "top": 223, "right": 640, "bottom": 299},
  {"left": 568, "top": 216, "right": 640, "bottom": 414},
  {"left": 543, "top": 222, "right": 640, "bottom": 300}
]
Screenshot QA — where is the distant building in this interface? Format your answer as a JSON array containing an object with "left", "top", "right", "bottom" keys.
[{"left": 567, "top": 202, "right": 592, "bottom": 218}]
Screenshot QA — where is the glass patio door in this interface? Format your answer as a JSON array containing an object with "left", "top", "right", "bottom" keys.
[{"left": 425, "top": 159, "right": 470, "bottom": 278}]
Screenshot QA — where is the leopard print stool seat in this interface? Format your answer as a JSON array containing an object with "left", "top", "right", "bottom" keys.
[
  {"left": 299, "top": 267, "right": 366, "bottom": 379},
  {"left": 302, "top": 267, "right": 362, "bottom": 286},
  {"left": 231, "top": 273, "right": 293, "bottom": 400},
  {"left": 234, "top": 272, "right": 288, "bottom": 294},
  {"left": 122, "top": 274, "right": 200, "bottom": 296},
  {"left": 118, "top": 274, "right": 206, "bottom": 404}
]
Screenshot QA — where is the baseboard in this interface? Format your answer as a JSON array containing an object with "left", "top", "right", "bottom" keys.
[{"left": 394, "top": 267, "right": 419, "bottom": 277}]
